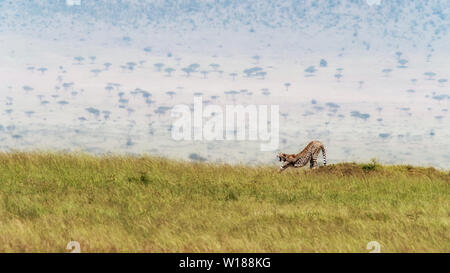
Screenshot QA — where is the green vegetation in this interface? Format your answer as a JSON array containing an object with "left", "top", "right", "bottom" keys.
[{"left": 0, "top": 152, "right": 448, "bottom": 252}]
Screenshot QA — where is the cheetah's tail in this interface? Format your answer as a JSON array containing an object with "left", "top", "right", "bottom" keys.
[{"left": 321, "top": 145, "right": 327, "bottom": 166}]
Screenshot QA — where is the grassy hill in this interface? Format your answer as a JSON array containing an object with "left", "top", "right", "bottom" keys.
[{"left": 0, "top": 152, "right": 448, "bottom": 252}]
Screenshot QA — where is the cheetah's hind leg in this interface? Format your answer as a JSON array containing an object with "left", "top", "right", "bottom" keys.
[{"left": 310, "top": 156, "right": 319, "bottom": 169}]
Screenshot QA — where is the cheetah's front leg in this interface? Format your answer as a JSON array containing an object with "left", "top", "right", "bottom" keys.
[{"left": 279, "top": 162, "right": 292, "bottom": 173}]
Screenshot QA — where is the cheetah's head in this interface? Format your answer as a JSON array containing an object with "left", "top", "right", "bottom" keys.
[{"left": 277, "top": 153, "right": 287, "bottom": 162}]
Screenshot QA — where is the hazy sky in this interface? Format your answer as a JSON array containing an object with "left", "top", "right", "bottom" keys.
[{"left": 1, "top": 1, "right": 449, "bottom": 168}]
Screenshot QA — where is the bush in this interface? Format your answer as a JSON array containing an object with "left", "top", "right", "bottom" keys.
[{"left": 362, "top": 158, "right": 380, "bottom": 171}]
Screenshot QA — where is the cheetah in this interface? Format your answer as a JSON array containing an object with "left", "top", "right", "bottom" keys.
[{"left": 277, "top": 141, "right": 327, "bottom": 172}]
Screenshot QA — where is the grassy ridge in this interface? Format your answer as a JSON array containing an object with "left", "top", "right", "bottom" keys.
[{"left": 0, "top": 152, "right": 448, "bottom": 252}]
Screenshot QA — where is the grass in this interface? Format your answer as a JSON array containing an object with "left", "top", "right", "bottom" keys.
[{"left": 0, "top": 152, "right": 448, "bottom": 253}]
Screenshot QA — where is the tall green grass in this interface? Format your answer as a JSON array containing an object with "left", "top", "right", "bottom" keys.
[{"left": 0, "top": 152, "right": 448, "bottom": 252}]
